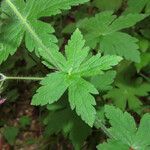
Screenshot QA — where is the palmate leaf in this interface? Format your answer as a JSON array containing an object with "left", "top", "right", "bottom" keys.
[
  {"left": 104, "top": 82, "right": 150, "bottom": 111},
  {"left": 0, "top": 0, "right": 89, "bottom": 67},
  {"left": 45, "top": 107, "right": 91, "bottom": 150},
  {"left": 97, "top": 105, "right": 150, "bottom": 150},
  {"left": 77, "top": 11, "right": 148, "bottom": 62},
  {"left": 32, "top": 29, "right": 122, "bottom": 126}
]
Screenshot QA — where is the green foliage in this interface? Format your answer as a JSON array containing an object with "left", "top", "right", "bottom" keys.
[
  {"left": 77, "top": 11, "right": 147, "bottom": 62},
  {"left": 32, "top": 29, "right": 122, "bottom": 126},
  {"left": 92, "top": 0, "right": 122, "bottom": 11},
  {"left": 97, "top": 105, "right": 150, "bottom": 150},
  {"left": 44, "top": 104, "right": 91, "bottom": 150},
  {"left": 3, "top": 126, "right": 19, "bottom": 145},
  {"left": 0, "top": 0, "right": 89, "bottom": 66},
  {"left": 91, "top": 71, "right": 116, "bottom": 92},
  {"left": 124, "top": 0, "right": 150, "bottom": 14},
  {"left": 135, "top": 53, "right": 150, "bottom": 72},
  {"left": 0, "top": 0, "right": 150, "bottom": 149},
  {"left": 104, "top": 81, "right": 150, "bottom": 111}
]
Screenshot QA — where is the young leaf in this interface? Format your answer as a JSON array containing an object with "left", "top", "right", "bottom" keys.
[
  {"left": 31, "top": 72, "right": 69, "bottom": 106},
  {"left": 77, "top": 11, "right": 147, "bottom": 62}
]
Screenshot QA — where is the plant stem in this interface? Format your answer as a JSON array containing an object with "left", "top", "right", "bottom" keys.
[
  {"left": 5, "top": 0, "right": 63, "bottom": 71},
  {"left": 140, "top": 73, "right": 150, "bottom": 82},
  {"left": 94, "top": 117, "right": 114, "bottom": 139},
  {"left": 6, "top": 76, "right": 44, "bottom": 81}
]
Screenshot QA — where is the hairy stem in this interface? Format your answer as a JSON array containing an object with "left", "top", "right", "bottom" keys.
[
  {"left": 94, "top": 117, "right": 114, "bottom": 139},
  {"left": 0, "top": 73, "right": 43, "bottom": 81},
  {"left": 5, "top": 0, "right": 62, "bottom": 71},
  {"left": 140, "top": 73, "right": 150, "bottom": 82},
  {"left": 6, "top": 76, "right": 44, "bottom": 81}
]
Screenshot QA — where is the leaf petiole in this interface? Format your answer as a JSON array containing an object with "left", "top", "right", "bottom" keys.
[
  {"left": 0, "top": 73, "right": 43, "bottom": 81},
  {"left": 94, "top": 117, "right": 114, "bottom": 139}
]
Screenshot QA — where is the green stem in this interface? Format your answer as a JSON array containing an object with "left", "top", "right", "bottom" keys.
[
  {"left": 94, "top": 117, "right": 114, "bottom": 139},
  {"left": 6, "top": 76, "right": 43, "bottom": 81},
  {"left": 140, "top": 73, "right": 150, "bottom": 83},
  {"left": 5, "top": 0, "right": 62, "bottom": 71}
]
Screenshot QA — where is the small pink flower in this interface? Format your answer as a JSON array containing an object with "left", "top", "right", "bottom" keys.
[{"left": 0, "top": 98, "right": 6, "bottom": 105}]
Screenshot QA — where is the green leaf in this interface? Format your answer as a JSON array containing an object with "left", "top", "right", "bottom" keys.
[
  {"left": 78, "top": 54, "right": 122, "bottom": 76},
  {"left": 109, "top": 14, "right": 148, "bottom": 32},
  {"left": 132, "top": 113, "right": 150, "bottom": 149},
  {"left": 104, "top": 82, "right": 150, "bottom": 111},
  {"left": 135, "top": 53, "right": 150, "bottom": 72},
  {"left": 31, "top": 72, "right": 69, "bottom": 106},
  {"left": 91, "top": 71, "right": 116, "bottom": 91},
  {"left": 124, "top": 0, "right": 149, "bottom": 14},
  {"left": 97, "top": 140, "right": 129, "bottom": 150},
  {"left": 25, "top": 0, "right": 89, "bottom": 18},
  {"left": 100, "top": 32, "right": 140, "bottom": 62},
  {"left": 65, "top": 28, "right": 89, "bottom": 71},
  {"left": 69, "top": 77, "right": 98, "bottom": 126},
  {"left": 3, "top": 126, "right": 19, "bottom": 145},
  {"left": 97, "top": 105, "right": 150, "bottom": 150},
  {"left": 0, "top": 0, "right": 24, "bottom": 64},
  {"left": 105, "top": 105, "right": 137, "bottom": 145},
  {"left": 77, "top": 11, "right": 147, "bottom": 62},
  {"left": 138, "top": 38, "right": 149, "bottom": 52},
  {"left": 1, "top": 0, "right": 88, "bottom": 66},
  {"left": 32, "top": 29, "right": 121, "bottom": 126},
  {"left": 45, "top": 107, "right": 91, "bottom": 150},
  {"left": 92, "top": 0, "right": 122, "bottom": 11}
]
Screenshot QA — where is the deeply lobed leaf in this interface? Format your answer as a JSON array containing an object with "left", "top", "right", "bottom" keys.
[
  {"left": 97, "top": 105, "right": 150, "bottom": 150},
  {"left": 77, "top": 11, "right": 148, "bottom": 62}
]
